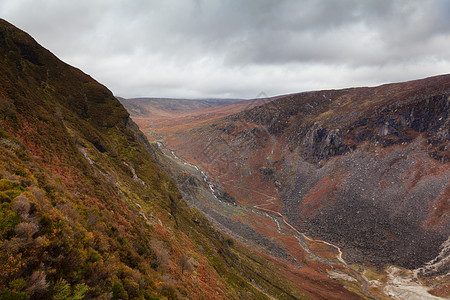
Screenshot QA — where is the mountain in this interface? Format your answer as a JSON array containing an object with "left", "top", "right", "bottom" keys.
[
  {"left": 0, "top": 19, "right": 321, "bottom": 299},
  {"left": 130, "top": 75, "right": 450, "bottom": 298}
]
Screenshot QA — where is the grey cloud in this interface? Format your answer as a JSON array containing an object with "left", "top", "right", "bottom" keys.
[{"left": 1, "top": 0, "right": 449, "bottom": 98}]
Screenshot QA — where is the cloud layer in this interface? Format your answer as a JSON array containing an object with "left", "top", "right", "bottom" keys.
[{"left": 1, "top": 0, "right": 450, "bottom": 98}]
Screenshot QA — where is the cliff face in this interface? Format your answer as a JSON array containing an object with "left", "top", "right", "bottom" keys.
[
  {"left": 293, "top": 93, "right": 449, "bottom": 163},
  {"left": 0, "top": 19, "right": 307, "bottom": 299},
  {"left": 154, "top": 74, "right": 450, "bottom": 271},
  {"left": 232, "top": 76, "right": 449, "bottom": 164}
]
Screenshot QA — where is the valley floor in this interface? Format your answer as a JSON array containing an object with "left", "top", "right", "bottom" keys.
[{"left": 154, "top": 141, "right": 447, "bottom": 300}]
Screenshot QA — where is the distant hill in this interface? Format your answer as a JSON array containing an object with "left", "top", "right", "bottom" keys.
[
  {"left": 119, "top": 97, "right": 242, "bottom": 116},
  {"left": 119, "top": 97, "right": 269, "bottom": 142}
]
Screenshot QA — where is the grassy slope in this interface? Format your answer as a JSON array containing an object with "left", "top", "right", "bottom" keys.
[{"left": 0, "top": 19, "right": 311, "bottom": 299}]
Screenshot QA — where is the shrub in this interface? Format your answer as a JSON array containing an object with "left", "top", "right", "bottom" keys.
[
  {"left": 15, "top": 222, "right": 38, "bottom": 241},
  {"left": 13, "top": 166, "right": 28, "bottom": 177},
  {"left": 111, "top": 281, "right": 128, "bottom": 300},
  {"left": 87, "top": 248, "right": 102, "bottom": 263},
  {"left": 4, "top": 189, "right": 22, "bottom": 199},
  {"left": 26, "top": 271, "right": 48, "bottom": 295},
  {"left": 31, "top": 187, "right": 45, "bottom": 203},
  {"left": 0, "top": 203, "right": 20, "bottom": 239},
  {"left": 0, "top": 179, "right": 24, "bottom": 192},
  {"left": 178, "top": 254, "right": 194, "bottom": 275},
  {"left": 0, "top": 191, "right": 10, "bottom": 203},
  {"left": 151, "top": 239, "right": 170, "bottom": 270},
  {"left": 13, "top": 194, "right": 30, "bottom": 219},
  {"left": 53, "top": 279, "right": 71, "bottom": 300},
  {"left": 53, "top": 278, "right": 88, "bottom": 300},
  {"left": 0, "top": 278, "right": 29, "bottom": 300},
  {"left": 159, "top": 282, "right": 178, "bottom": 300},
  {"left": 225, "top": 238, "right": 234, "bottom": 247}
]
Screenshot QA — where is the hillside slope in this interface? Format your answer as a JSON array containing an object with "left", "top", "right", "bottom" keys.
[{"left": 0, "top": 19, "right": 314, "bottom": 299}]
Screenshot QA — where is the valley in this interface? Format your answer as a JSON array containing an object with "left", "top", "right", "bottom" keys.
[{"left": 123, "top": 76, "right": 450, "bottom": 299}]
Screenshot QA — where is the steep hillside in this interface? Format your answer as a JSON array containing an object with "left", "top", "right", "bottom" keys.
[
  {"left": 0, "top": 19, "right": 314, "bottom": 299},
  {"left": 137, "top": 75, "right": 450, "bottom": 298}
]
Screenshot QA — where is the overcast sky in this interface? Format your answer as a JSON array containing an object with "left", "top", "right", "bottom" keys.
[{"left": 1, "top": 0, "right": 450, "bottom": 99}]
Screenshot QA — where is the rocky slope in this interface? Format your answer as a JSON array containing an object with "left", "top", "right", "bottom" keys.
[
  {"left": 230, "top": 76, "right": 450, "bottom": 269},
  {"left": 0, "top": 19, "right": 317, "bottom": 299},
  {"left": 134, "top": 75, "right": 449, "bottom": 298}
]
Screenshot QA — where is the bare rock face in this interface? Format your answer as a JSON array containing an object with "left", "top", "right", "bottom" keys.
[
  {"left": 293, "top": 93, "right": 449, "bottom": 164},
  {"left": 279, "top": 92, "right": 449, "bottom": 268},
  {"left": 302, "top": 123, "right": 351, "bottom": 161}
]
